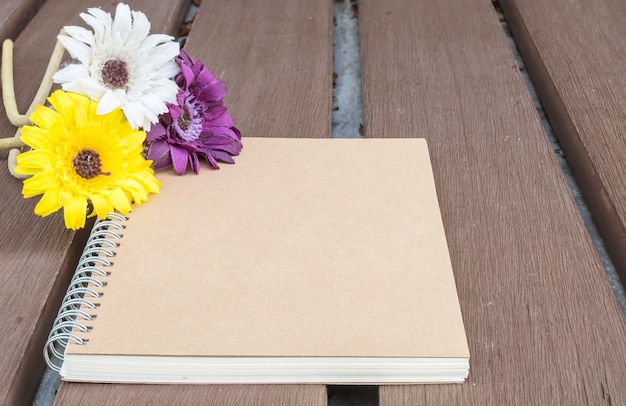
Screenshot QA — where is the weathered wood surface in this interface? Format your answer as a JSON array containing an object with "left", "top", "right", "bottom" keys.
[
  {"left": 54, "top": 0, "right": 332, "bottom": 404},
  {"left": 0, "top": 1, "right": 187, "bottom": 405},
  {"left": 187, "top": 0, "right": 333, "bottom": 139},
  {"left": 359, "top": 0, "right": 626, "bottom": 404},
  {"left": 501, "top": 0, "right": 626, "bottom": 286},
  {"left": 0, "top": 0, "right": 44, "bottom": 42},
  {"left": 55, "top": 384, "right": 327, "bottom": 406}
]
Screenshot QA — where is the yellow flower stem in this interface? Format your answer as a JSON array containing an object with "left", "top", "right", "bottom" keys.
[{"left": 0, "top": 30, "right": 67, "bottom": 178}]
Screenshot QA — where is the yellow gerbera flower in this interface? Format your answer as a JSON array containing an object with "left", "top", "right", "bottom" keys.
[{"left": 15, "top": 90, "right": 161, "bottom": 230}]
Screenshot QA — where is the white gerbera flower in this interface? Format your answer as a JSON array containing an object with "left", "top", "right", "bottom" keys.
[{"left": 52, "top": 3, "right": 180, "bottom": 129}]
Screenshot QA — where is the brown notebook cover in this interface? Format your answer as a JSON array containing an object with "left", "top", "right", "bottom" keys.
[{"left": 48, "top": 137, "right": 469, "bottom": 384}]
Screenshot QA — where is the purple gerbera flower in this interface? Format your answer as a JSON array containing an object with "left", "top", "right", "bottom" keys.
[{"left": 146, "top": 49, "right": 242, "bottom": 174}]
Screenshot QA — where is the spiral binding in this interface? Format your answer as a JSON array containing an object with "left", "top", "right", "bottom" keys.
[{"left": 44, "top": 213, "right": 128, "bottom": 372}]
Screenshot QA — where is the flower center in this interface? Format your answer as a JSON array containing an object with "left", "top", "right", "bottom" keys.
[
  {"left": 177, "top": 107, "right": 192, "bottom": 132},
  {"left": 101, "top": 59, "right": 129, "bottom": 89},
  {"left": 73, "top": 149, "right": 105, "bottom": 179},
  {"left": 174, "top": 93, "right": 205, "bottom": 142}
]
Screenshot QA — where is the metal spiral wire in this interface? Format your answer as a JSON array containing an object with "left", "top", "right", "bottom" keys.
[{"left": 44, "top": 213, "right": 127, "bottom": 372}]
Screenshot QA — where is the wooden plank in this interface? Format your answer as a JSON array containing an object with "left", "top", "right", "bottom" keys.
[
  {"left": 359, "top": 0, "right": 626, "bottom": 404},
  {"left": 500, "top": 0, "right": 626, "bottom": 285},
  {"left": 54, "top": 0, "right": 332, "bottom": 404},
  {"left": 0, "top": 1, "right": 188, "bottom": 405},
  {"left": 186, "top": 0, "right": 333, "bottom": 138},
  {"left": 55, "top": 384, "right": 327, "bottom": 406},
  {"left": 0, "top": 0, "right": 45, "bottom": 42}
]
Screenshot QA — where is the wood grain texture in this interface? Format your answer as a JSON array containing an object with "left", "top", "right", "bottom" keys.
[
  {"left": 55, "top": 384, "right": 327, "bottom": 406},
  {"left": 54, "top": 0, "right": 332, "bottom": 404},
  {"left": 0, "top": 1, "right": 187, "bottom": 405},
  {"left": 500, "top": 0, "right": 626, "bottom": 286},
  {"left": 0, "top": 0, "right": 45, "bottom": 42},
  {"left": 359, "top": 0, "right": 626, "bottom": 404},
  {"left": 183, "top": 0, "right": 333, "bottom": 139}
]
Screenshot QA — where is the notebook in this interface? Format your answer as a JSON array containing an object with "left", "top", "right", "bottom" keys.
[{"left": 45, "top": 137, "right": 470, "bottom": 384}]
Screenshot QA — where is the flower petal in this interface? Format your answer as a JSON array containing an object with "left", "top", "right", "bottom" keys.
[
  {"left": 151, "top": 152, "right": 172, "bottom": 170},
  {"left": 61, "top": 78, "right": 107, "bottom": 101},
  {"left": 140, "top": 33, "right": 175, "bottom": 50},
  {"left": 146, "top": 139, "right": 170, "bottom": 161},
  {"left": 128, "top": 10, "right": 151, "bottom": 45},
  {"left": 97, "top": 90, "right": 123, "bottom": 115},
  {"left": 20, "top": 126, "right": 56, "bottom": 151},
  {"left": 16, "top": 150, "right": 56, "bottom": 173},
  {"left": 64, "top": 195, "right": 88, "bottom": 230},
  {"left": 111, "top": 3, "right": 133, "bottom": 43},
  {"left": 189, "top": 152, "right": 200, "bottom": 174},
  {"left": 29, "top": 104, "right": 63, "bottom": 130},
  {"left": 57, "top": 35, "right": 92, "bottom": 66},
  {"left": 109, "top": 188, "right": 132, "bottom": 214},
  {"left": 170, "top": 145, "right": 190, "bottom": 174},
  {"left": 52, "top": 64, "right": 90, "bottom": 85},
  {"left": 146, "top": 123, "right": 167, "bottom": 142},
  {"left": 22, "top": 170, "right": 58, "bottom": 196},
  {"left": 122, "top": 101, "right": 146, "bottom": 129},
  {"left": 90, "top": 193, "right": 113, "bottom": 219},
  {"left": 62, "top": 25, "right": 94, "bottom": 46},
  {"left": 34, "top": 189, "right": 63, "bottom": 217},
  {"left": 82, "top": 8, "right": 112, "bottom": 41}
]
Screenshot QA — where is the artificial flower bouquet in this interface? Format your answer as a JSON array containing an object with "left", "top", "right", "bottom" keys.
[{"left": 0, "top": 3, "right": 242, "bottom": 230}]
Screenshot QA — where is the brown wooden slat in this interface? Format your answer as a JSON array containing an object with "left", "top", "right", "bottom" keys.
[
  {"left": 500, "top": 0, "right": 626, "bottom": 286},
  {"left": 55, "top": 384, "right": 327, "bottom": 406},
  {"left": 54, "top": 0, "right": 332, "bottom": 404},
  {"left": 0, "top": 1, "right": 188, "bottom": 405},
  {"left": 0, "top": 0, "right": 45, "bottom": 42},
  {"left": 185, "top": 0, "right": 333, "bottom": 139},
  {"left": 359, "top": 0, "right": 626, "bottom": 404}
]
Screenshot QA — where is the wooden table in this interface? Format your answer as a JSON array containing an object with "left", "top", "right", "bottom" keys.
[{"left": 2, "top": 0, "right": 626, "bottom": 404}]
